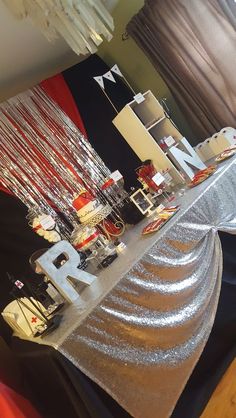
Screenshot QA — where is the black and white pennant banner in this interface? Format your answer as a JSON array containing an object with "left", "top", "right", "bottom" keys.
[
  {"left": 93, "top": 64, "right": 124, "bottom": 90},
  {"left": 111, "top": 64, "right": 123, "bottom": 77},
  {"left": 93, "top": 76, "right": 105, "bottom": 89},
  {"left": 103, "top": 71, "right": 116, "bottom": 83},
  {"left": 93, "top": 63, "right": 136, "bottom": 112}
]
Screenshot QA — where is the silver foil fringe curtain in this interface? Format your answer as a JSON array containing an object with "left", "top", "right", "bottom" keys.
[{"left": 0, "top": 86, "right": 112, "bottom": 234}]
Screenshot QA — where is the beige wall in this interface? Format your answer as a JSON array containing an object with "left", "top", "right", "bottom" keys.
[
  {"left": 0, "top": 0, "right": 117, "bottom": 102},
  {"left": 99, "top": 0, "right": 194, "bottom": 140}
]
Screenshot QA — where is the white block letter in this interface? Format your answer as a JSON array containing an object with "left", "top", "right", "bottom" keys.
[
  {"left": 168, "top": 137, "right": 206, "bottom": 180},
  {"left": 36, "top": 241, "right": 96, "bottom": 303}
]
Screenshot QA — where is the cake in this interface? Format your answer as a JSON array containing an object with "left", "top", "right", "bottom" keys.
[
  {"left": 71, "top": 225, "right": 100, "bottom": 251},
  {"left": 73, "top": 190, "right": 104, "bottom": 224}
]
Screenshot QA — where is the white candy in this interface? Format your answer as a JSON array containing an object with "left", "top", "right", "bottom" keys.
[{"left": 32, "top": 216, "right": 61, "bottom": 243}]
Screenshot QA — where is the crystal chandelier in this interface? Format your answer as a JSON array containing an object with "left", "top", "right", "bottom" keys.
[{"left": 3, "top": 0, "right": 114, "bottom": 55}]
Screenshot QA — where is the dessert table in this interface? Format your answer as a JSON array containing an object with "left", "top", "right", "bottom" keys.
[{"left": 15, "top": 156, "right": 236, "bottom": 418}]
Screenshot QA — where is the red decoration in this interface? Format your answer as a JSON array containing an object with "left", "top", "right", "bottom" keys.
[
  {"left": 31, "top": 317, "right": 38, "bottom": 324},
  {"left": 189, "top": 165, "right": 216, "bottom": 187},
  {"left": 14, "top": 281, "right": 24, "bottom": 290},
  {"left": 101, "top": 178, "right": 114, "bottom": 190},
  {"left": 0, "top": 382, "right": 42, "bottom": 418},
  {"left": 103, "top": 219, "right": 123, "bottom": 235},
  {"left": 32, "top": 224, "right": 42, "bottom": 232},
  {"left": 136, "top": 161, "right": 164, "bottom": 193},
  {"left": 74, "top": 231, "right": 100, "bottom": 250},
  {"left": 72, "top": 191, "right": 95, "bottom": 211},
  {"left": 40, "top": 74, "right": 87, "bottom": 137},
  {"left": 142, "top": 219, "right": 165, "bottom": 235}
]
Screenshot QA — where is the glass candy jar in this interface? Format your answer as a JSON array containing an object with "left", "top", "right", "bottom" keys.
[
  {"left": 71, "top": 225, "right": 117, "bottom": 271},
  {"left": 27, "top": 210, "right": 62, "bottom": 243}
]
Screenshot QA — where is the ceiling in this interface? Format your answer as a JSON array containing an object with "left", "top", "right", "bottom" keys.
[{"left": 0, "top": 0, "right": 118, "bottom": 101}]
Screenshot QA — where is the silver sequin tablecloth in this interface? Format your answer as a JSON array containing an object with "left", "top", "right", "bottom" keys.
[{"left": 39, "top": 157, "right": 236, "bottom": 418}]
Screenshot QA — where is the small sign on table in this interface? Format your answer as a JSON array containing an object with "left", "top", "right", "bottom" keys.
[
  {"left": 110, "top": 170, "right": 123, "bottom": 182},
  {"left": 152, "top": 172, "right": 165, "bottom": 186},
  {"left": 133, "top": 93, "right": 145, "bottom": 104}
]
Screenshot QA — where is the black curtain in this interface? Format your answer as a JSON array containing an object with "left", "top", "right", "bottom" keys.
[
  {"left": 63, "top": 55, "right": 140, "bottom": 190},
  {"left": 0, "top": 192, "right": 51, "bottom": 342}
]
